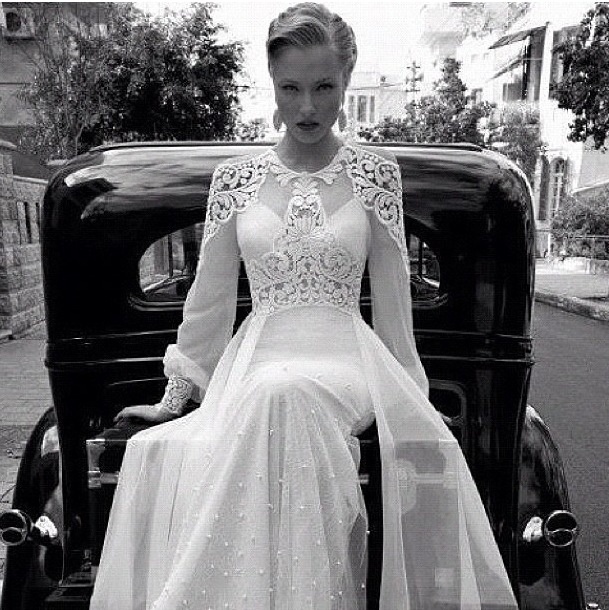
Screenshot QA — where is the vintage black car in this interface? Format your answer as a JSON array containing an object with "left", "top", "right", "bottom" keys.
[{"left": 0, "top": 141, "right": 587, "bottom": 609}]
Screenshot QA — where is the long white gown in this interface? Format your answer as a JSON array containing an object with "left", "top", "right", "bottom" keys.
[{"left": 90, "top": 143, "right": 519, "bottom": 610}]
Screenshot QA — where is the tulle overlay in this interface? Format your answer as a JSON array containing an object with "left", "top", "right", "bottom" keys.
[{"left": 91, "top": 145, "right": 517, "bottom": 609}]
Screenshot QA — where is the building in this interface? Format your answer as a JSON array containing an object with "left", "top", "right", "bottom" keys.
[
  {"left": 345, "top": 72, "right": 409, "bottom": 132},
  {"left": 0, "top": 139, "right": 50, "bottom": 338},
  {"left": 239, "top": 70, "right": 410, "bottom": 141},
  {"left": 422, "top": 3, "right": 609, "bottom": 257},
  {"left": 0, "top": 2, "right": 109, "bottom": 145},
  {"left": 0, "top": 3, "right": 108, "bottom": 336}
]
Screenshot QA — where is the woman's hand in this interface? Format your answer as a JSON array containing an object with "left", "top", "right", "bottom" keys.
[{"left": 113, "top": 404, "right": 175, "bottom": 425}]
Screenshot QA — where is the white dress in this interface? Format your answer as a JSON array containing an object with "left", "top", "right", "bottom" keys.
[{"left": 90, "top": 144, "right": 518, "bottom": 610}]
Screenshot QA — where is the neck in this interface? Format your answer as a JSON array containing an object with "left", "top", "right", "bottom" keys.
[{"left": 275, "top": 131, "right": 344, "bottom": 172}]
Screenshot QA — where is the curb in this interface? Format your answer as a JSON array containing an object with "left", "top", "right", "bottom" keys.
[{"left": 535, "top": 291, "right": 609, "bottom": 324}]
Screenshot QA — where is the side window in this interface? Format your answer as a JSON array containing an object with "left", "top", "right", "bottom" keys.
[
  {"left": 139, "top": 223, "right": 203, "bottom": 301},
  {"left": 407, "top": 233, "right": 441, "bottom": 303}
]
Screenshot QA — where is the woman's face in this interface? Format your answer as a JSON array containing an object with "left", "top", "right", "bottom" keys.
[{"left": 271, "top": 44, "right": 345, "bottom": 145}]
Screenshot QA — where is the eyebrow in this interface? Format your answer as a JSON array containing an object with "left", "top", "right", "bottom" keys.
[{"left": 278, "top": 77, "right": 336, "bottom": 85}]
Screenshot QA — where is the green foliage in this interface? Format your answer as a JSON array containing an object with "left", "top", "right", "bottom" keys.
[
  {"left": 18, "top": 3, "right": 244, "bottom": 160},
  {"left": 551, "top": 186, "right": 609, "bottom": 239},
  {"left": 554, "top": 3, "right": 609, "bottom": 150},
  {"left": 360, "top": 58, "right": 494, "bottom": 146},
  {"left": 487, "top": 103, "right": 543, "bottom": 183}
]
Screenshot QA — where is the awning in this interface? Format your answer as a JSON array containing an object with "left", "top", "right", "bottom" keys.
[
  {"left": 489, "top": 25, "right": 545, "bottom": 49},
  {"left": 490, "top": 50, "right": 526, "bottom": 79}
]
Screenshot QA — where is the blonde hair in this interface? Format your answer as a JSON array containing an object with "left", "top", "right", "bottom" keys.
[{"left": 267, "top": 3, "right": 358, "bottom": 85}]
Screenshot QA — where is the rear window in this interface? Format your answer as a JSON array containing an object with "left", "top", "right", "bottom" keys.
[{"left": 138, "top": 223, "right": 442, "bottom": 305}]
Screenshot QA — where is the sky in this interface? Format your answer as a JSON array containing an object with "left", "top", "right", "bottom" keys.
[
  {"left": 138, "top": 1, "right": 425, "bottom": 91},
  {"left": 136, "top": 0, "right": 596, "bottom": 114}
]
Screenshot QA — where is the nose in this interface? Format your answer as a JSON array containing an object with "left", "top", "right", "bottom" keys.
[{"left": 300, "top": 91, "right": 315, "bottom": 116}]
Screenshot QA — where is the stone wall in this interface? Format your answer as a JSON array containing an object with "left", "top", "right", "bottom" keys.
[{"left": 0, "top": 143, "right": 46, "bottom": 337}]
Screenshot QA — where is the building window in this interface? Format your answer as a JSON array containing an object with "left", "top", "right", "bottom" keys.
[
  {"left": 24, "top": 203, "right": 33, "bottom": 244},
  {"left": 470, "top": 88, "right": 482, "bottom": 104},
  {"left": 538, "top": 157, "right": 550, "bottom": 222},
  {"left": 357, "top": 95, "right": 367, "bottom": 123},
  {"left": 550, "top": 158, "right": 566, "bottom": 214},
  {"left": 502, "top": 77, "right": 523, "bottom": 103},
  {"left": 369, "top": 96, "right": 376, "bottom": 124},
  {"left": 348, "top": 95, "right": 355, "bottom": 119}
]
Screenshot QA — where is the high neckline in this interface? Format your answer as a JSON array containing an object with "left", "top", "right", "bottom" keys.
[{"left": 269, "top": 143, "right": 347, "bottom": 176}]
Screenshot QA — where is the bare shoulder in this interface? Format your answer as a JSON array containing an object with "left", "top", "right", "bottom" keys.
[{"left": 356, "top": 143, "right": 398, "bottom": 165}]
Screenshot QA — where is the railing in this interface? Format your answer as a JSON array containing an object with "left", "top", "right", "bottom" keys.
[{"left": 543, "top": 233, "right": 609, "bottom": 275}]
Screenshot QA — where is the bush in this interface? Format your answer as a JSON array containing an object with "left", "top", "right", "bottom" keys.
[{"left": 551, "top": 186, "right": 609, "bottom": 258}]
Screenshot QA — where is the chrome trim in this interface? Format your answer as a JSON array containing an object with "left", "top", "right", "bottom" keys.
[
  {"left": 0, "top": 509, "right": 59, "bottom": 546},
  {"left": 522, "top": 510, "right": 579, "bottom": 548},
  {"left": 543, "top": 509, "right": 579, "bottom": 548},
  {"left": 86, "top": 438, "right": 106, "bottom": 490},
  {"left": 0, "top": 509, "right": 31, "bottom": 546}
]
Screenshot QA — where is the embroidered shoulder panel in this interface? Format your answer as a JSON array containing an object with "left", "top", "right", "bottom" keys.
[
  {"left": 203, "top": 152, "right": 271, "bottom": 244},
  {"left": 344, "top": 145, "right": 409, "bottom": 263}
]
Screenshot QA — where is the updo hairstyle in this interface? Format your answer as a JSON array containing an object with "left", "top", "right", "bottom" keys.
[{"left": 267, "top": 3, "right": 358, "bottom": 86}]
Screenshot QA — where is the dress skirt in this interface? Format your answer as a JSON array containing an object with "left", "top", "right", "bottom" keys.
[{"left": 90, "top": 306, "right": 518, "bottom": 610}]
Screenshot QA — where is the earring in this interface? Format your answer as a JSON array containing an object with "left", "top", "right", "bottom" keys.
[
  {"left": 338, "top": 108, "right": 347, "bottom": 132},
  {"left": 273, "top": 109, "right": 283, "bottom": 131}
]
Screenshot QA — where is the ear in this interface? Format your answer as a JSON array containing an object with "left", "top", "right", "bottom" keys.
[{"left": 342, "top": 68, "right": 352, "bottom": 92}]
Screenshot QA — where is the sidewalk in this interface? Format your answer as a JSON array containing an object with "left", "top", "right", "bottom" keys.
[
  {"left": 0, "top": 261, "right": 608, "bottom": 590},
  {"left": 535, "top": 258, "right": 609, "bottom": 323},
  {"left": 0, "top": 335, "right": 53, "bottom": 586}
]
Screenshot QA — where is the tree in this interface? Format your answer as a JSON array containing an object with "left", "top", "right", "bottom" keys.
[
  {"left": 18, "top": 3, "right": 244, "bottom": 160},
  {"left": 459, "top": 3, "right": 531, "bottom": 38},
  {"left": 487, "top": 103, "right": 543, "bottom": 183},
  {"left": 16, "top": 3, "right": 111, "bottom": 160},
  {"left": 361, "top": 58, "right": 494, "bottom": 146},
  {"left": 554, "top": 3, "right": 609, "bottom": 150}
]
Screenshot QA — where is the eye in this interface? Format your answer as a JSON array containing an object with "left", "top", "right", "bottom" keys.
[
  {"left": 281, "top": 84, "right": 298, "bottom": 92},
  {"left": 318, "top": 82, "right": 334, "bottom": 91}
]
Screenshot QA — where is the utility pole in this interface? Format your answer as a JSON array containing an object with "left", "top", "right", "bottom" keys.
[{"left": 404, "top": 61, "right": 423, "bottom": 102}]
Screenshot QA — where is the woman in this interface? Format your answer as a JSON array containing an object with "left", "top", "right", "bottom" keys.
[{"left": 91, "top": 3, "right": 518, "bottom": 609}]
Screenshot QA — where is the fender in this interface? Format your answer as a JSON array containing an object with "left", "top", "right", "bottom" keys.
[
  {"left": 517, "top": 405, "right": 586, "bottom": 610},
  {"left": 1, "top": 408, "right": 63, "bottom": 610}
]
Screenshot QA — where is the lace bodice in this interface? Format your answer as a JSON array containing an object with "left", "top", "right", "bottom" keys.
[
  {"left": 164, "top": 142, "right": 429, "bottom": 399},
  {"left": 204, "top": 144, "right": 406, "bottom": 316}
]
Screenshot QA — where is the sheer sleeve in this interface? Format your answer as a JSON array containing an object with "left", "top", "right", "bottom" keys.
[
  {"left": 365, "top": 153, "right": 429, "bottom": 398},
  {"left": 163, "top": 164, "right": 240, "bottom": 400}
]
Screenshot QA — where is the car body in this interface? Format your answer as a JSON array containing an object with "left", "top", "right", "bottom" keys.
[{"left": 0, "top": 141, "right": 586, "bottom": 609}]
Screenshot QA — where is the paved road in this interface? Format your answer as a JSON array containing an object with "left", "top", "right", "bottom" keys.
[{"left": 529, "top": 301, "right": 609, "bottom": 607}]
